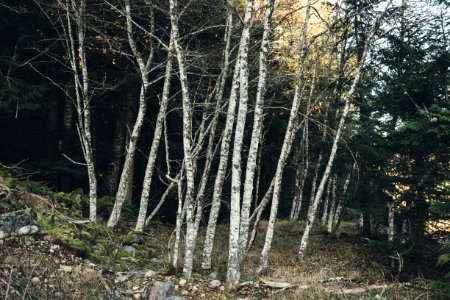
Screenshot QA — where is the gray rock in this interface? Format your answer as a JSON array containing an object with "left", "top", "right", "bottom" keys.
[
  {"left": 122, "top": 245, "right": 137, "bottom": 257},
  {"left": 0, "top": 209, "right": 34, "bottom": 236},
  {"left": 144, "top": 281, "right": 175, "bottom": 300},
  {"left": 178, "top": 278, "right": 186, "bottom": 286},
  {"left": 209, "top": 279, "right": 221, "bottom": 288},
  {"left": 117, "top": 274, "right": 129, "bottom": 282},
  {"left": 209, "top": 272, "right": 218, "bottom": 280},
  {"left": 17, "top": 225, "right": 39, "bottom": 235},
  {"left": 166, "top": 296, "right": 183, "bottom": 300},
  {"left": 150, "top": 258, "right": 164, "bottom": 264},
  {"left": 60, "top": 265, "right": 73, "bottom": 272},
  {"left": 125, "top": 233, "right": 143, "bottom": 245},
  {"left": 145, "top": 270, "right": 156, "bottom": 278},
  {"left": 0, "top": 230, "right": 5, "bottom": 239}
]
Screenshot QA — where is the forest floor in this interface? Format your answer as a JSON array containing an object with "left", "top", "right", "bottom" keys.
[{"left": 0, "top": 176, "right": 442, "bottom": 299}]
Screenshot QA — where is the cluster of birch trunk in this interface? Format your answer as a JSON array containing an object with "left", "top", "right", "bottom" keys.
[{"left": 47, "top": 0, "right": 391, "bottom": 285}]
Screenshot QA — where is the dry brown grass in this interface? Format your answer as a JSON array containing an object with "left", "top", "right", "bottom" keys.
[{"left": 189, "top": 220, "right": 436, "bottom": 299}]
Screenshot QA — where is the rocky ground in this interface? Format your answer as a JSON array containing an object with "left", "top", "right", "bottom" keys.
[{"left": 0, "top": 171, "right": 444, "bottom": 299}]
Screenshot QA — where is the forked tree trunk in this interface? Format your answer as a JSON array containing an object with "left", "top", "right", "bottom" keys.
[
  {"left": 258, "top": 0, "right": 312, "bottom": 272},
  {"left": 201, "top": 8, "right": 249, "bottom": 273},
  {"left": 135, "top": 37, "right": 174, "bottom": 232},
  {"left": 227, "top": 0, "right": 254, "bottom": 285},
  {"left": 107, "top": 0, "right": 154, "bottom": 227},
  {"left": 237, "top": 0, "right": 275, "bottom": 267}
]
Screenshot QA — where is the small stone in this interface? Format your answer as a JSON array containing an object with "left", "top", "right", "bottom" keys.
[
  {"left": 209, "top": 279, "right": 221, "bottom": 288},
  {"left": 150, "top": 257, "right": 164, "bottom": 264},
  {"left": 60, "top": 265, "right": 72, "bottom": 272},
  {"left": 201, "top": 293, "right": 206, "bottom": 298},
  {"left": 209, "top": 272, "right": 218, "bottom": 280},
  {"left": 174, "top": 284, "right": 179, "bottom": 290},
  {"left": 132, "top": 285, "right": 139, "bottom": 290},
  {"left": 219, "top": 286, "right": 225, "bottom": 291},
  {"left": 133, "top": 293, "right": 141, "bottom": 299},
  {"left": 145, "top": 270, "right": 156, "bottom": 278},
  {"left": 166, "top": 296, "right": 184, "bottom": 300},
  {"left": 181, "top": 290, "right": 189, "bottom": 296},
  {"left": 117, "top": 274, "right": 129, "bottom": 283},
  {"left": 17, "top": 225, "right": 39, "bottom": 235},
  {"left": 31, "top": 277, "right": 40, "bottom": 284},
  {"left": 192, "top": 285, "right": 198, "bottom": 292},
  {"left": 0, "top": 230, "right": 5, "bottom": 239},
  {"left": 179, "top": 278, "right": 187, "bottom": 286},
  {"left": 122, "top": 246, "right": 137, "bottom": 256}
]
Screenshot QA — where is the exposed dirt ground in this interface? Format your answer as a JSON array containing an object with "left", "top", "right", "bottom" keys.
[{"left": 0, "top": 219, "right": 439, "bottom": 299}]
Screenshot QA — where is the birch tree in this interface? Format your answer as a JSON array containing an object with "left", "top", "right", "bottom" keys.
[
  {"left": 107, "top": 0, "right": 155, "bottom": 227},
  {"left": 201, "top": 4, "right": 252, "bottom": 273},
  {"left": 298, "top": 8, "right": 387, "bottom": 258},
  {"left": 237, "top": 0, "right": 276, "bottom": 270},
  {"left": 60, "top": 0, "right": 97, "bottom": 222},
  {"left": 168, "top": 0, "right": 197, "bottom": 279},
  {"left": 227, "top": 0, "right": 255, "bottom": 285},
  {"left": 258, "top": 0, "right": 312, "bottom": 272}
]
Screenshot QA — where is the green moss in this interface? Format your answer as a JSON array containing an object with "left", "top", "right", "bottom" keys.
[
  {"left": 117, "top": 249, "right": 131, "bottom": 258},
  {"left": 3, "top": 176, "right": 14, "bottom": 188}
]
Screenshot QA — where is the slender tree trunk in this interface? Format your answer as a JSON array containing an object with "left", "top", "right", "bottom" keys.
[
  {"left": 258, "top": 0, "right": 312, "bottom": 272},
  {"left": 169, "top": 0, "right": 197, "bottom": 279},
  {"left": 63, "top": 0, "right": 97, "bottom": 222},
  {"left": 227, "top": 0, "right": 255, "bottom": 285},
  {"left": 107, "top": 0, "right": 153, "bottom": 227},
  {"left": 298, "top": 18, "right": 380, "bottom": 257},
  {"left": 135, "top": 38, "right": 174, "bottom": 232},
  {"left": 326, "top": 175, "right": 337, "bottom": 233},
  {"left": 201, "top": 9, "right": 249, "bottom": 272},
  {"left": 193, "top": 10, "right": 233, "bottom": 236},
  {"left": 237, "top": 0, "right": 275, "bottom": 271}
]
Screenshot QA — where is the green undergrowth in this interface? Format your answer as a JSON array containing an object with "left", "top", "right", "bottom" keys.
[
  {"left": 0, "top": 172, "right": 162, "bottom": 273},
  {"left": 37, "top": 212, "right": 161, "bottom": 272}
]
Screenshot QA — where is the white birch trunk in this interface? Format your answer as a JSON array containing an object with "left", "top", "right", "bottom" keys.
[
  {"left": 297, "top": 17, "right": 381, "bottom": 258},
  {"left": 135, "top": 38, "right": 174, "bottom": 232},
  {"left": 64, "top": 0, "right": 97, "bottom": 222},
  {"left": 107, "top": 0, "right": 153, "bottom": 227},
  {"left": 228, "top": 0, "right": 255, "bottom": 285},
  {"left": 258, "top": 0, "right": 312, "bottom": 272},
  {"left": 201, "top": 9, "right": 249, "bottom": 273},
  {"left": 237, "top": 0, "right": 275, "bottom": 270},
  {"left": 169, "top": 0, "right": 197, "bottom": 279},
  {"left": 193, "top": 10, "right": 233, "bottom": 236},
  {"left": 173, "top": 175, "right": 184, "bottom": 268}
]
